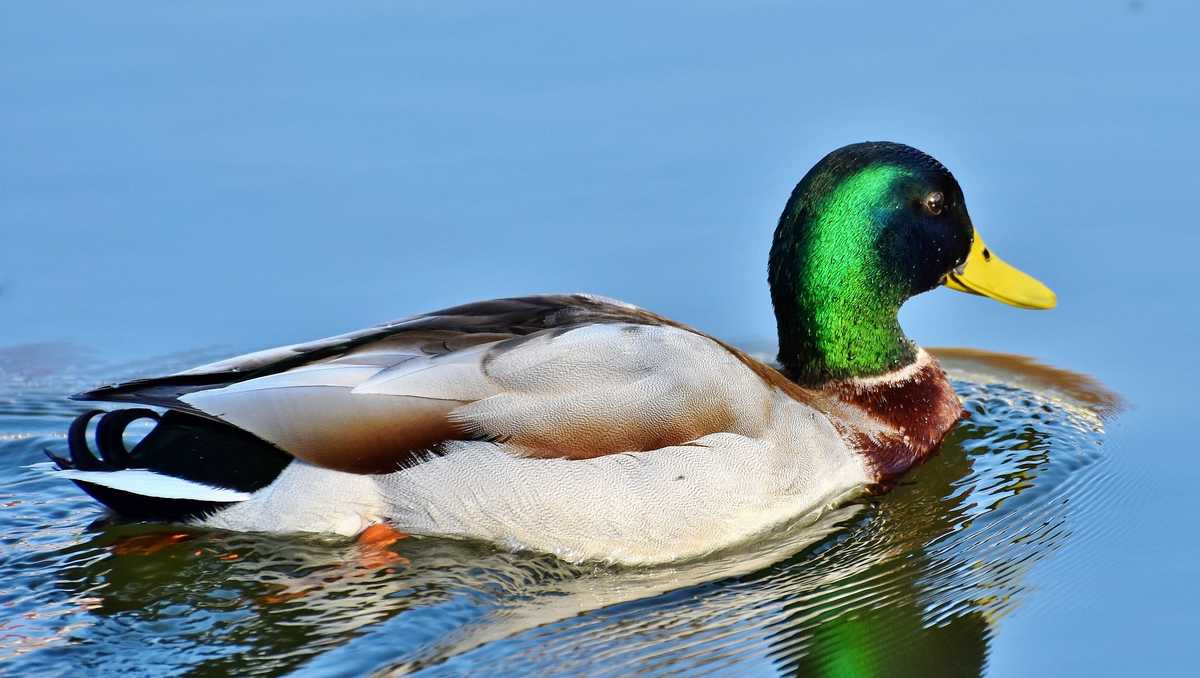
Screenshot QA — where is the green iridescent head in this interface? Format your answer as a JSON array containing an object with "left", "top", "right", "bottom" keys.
[{"left": 769, "top": 142, "right": 975, "bottom": 385}]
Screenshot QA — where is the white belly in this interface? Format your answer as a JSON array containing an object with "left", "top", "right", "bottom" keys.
[
  {"left": 380, "top": 438, "right": 868, "bottom": 564},
  {"left": 201, "top": 461, "right": 388, "bottom": 536},
  {"left": 204, "top": 398, "right": 871, "bottom": 565}
]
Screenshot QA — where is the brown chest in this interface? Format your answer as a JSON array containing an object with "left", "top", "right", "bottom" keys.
[{"left": 827, "top": 361, "right": 965, "bottom": 482}]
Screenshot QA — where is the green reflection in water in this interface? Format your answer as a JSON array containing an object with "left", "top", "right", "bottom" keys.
[{"left": 0, "top": 350, "right": 1117, "bottom": 676}]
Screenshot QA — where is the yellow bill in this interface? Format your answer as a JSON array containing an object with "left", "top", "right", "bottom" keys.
[{"left": 944, "top": 231, "right": 1057, "bottom": 309}]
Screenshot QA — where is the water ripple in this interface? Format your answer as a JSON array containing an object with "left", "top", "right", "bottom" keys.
[{"left": 0, "top": 347, "right": 1123, "bottom": 676}]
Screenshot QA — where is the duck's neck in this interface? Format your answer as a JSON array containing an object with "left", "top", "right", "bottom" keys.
[
  {"left": 770, "top": 263, "right": 917, "bottom": 386},
  {"left": 773, "top": 296, "right": 915, "bottom": 386}
]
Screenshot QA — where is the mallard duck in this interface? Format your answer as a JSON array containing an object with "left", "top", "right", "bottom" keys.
[{"left": 43, "top": 142, "right": 1055, "bottom": 564}]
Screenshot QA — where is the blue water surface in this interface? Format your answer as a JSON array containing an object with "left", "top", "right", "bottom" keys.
[{"left": 2, "top": 1, "right": 1197, "bottom": 675}]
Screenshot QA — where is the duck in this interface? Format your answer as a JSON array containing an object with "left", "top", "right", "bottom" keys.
[{"left": 41, "top": 141, "right": 1056, "bottom": 565}]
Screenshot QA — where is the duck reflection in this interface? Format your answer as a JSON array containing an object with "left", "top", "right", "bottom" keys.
[{"left": 50, "top": 350, "right": 1118, "bottom": 677}]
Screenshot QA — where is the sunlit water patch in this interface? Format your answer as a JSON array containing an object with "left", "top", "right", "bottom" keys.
[{"left": 0, "top": 345, "right": 1121, "bottom": 676}]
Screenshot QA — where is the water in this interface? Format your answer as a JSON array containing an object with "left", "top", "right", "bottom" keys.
[
  {"left": 0, "top": 349, "right": 1122, "bottom": 676},
  {"left": 3, "top": 1, "right": 1198, "bottom": 675}
]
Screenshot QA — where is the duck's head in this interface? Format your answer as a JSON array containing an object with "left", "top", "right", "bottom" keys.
[{"left": 769, "top": 141, "right": 1055, "bottom": 386}]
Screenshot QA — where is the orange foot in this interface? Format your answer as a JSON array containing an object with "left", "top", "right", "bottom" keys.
[
  {"left": 112, "top": 532, "right": 194, "bottom": 556},
  {"left": 356, "top": 523, "right": 411, "bottom": 569},
  {"left": 357, "top": 523, "right": 409, "bottom": 548}
]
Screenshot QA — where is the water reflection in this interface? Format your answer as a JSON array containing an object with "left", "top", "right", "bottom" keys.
[
  {"left": 401, "top": 371, "right": 1113, "bottom": 677},
  {"left": 1, "top": 350, "right": 1118, "bottom": 676}
]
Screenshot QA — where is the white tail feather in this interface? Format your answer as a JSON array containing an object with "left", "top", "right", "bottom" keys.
[{"left": 28, "top": 463, "right": 251, "bottom": 502}]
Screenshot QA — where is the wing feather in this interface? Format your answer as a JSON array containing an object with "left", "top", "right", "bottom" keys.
[{"left": 76, "top": 294, "right": 785, "bottom": 474}]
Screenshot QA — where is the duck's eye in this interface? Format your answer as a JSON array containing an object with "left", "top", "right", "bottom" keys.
[{"left": 924, "top": 191, "right": 945, "bottom": 216}]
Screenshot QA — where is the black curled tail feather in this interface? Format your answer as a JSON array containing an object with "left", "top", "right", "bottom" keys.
[{"left": 55, "top": 409, "right": 293, "bottom": 522}]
